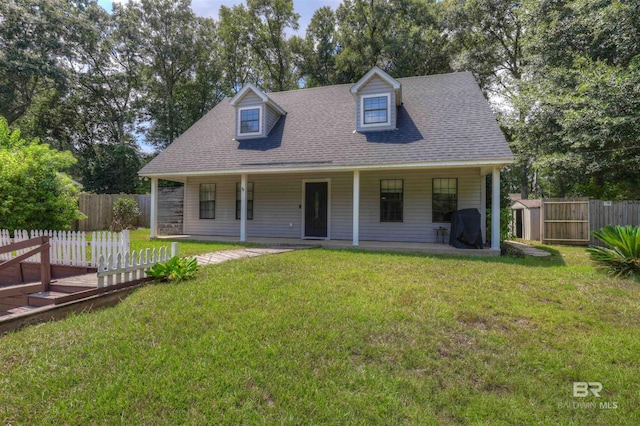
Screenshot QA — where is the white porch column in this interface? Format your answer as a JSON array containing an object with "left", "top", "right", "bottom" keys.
[
  {"left": 352, "top": 170, "right": 360, "bottom": 246},
  {"left": 491, "top": 168, "right": 501, "bottom": 250},
  {"left": 240, "top": 173, "right": 248, "bottom": 242},
  {"left": 480, "top": 174, "right": 487, "bottom": 245},
  {"left": 150, "top": 177, "right": 158, "bottom": 238}
]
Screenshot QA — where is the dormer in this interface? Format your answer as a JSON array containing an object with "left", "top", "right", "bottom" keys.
[
  {"left": 229, "top": 83, "right": 286, "bottom": 139},
  {"left": 350, "top": 67, "right": 402, "bottom": 132}
]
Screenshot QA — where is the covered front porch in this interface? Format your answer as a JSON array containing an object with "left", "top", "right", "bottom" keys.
[
  {"left": 155, "top": 235, "right": 500, "bottom": 257},
  {"left": 147, "top": 165, "right": 503, "bottom": 252}
]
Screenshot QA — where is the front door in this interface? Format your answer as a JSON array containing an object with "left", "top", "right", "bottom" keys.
[{"left": 305, "top": 182, "right": 328, "bottom": 238}]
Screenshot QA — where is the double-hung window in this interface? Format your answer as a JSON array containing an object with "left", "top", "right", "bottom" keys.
[
  {"left": 362, "top": 94, "right": 390, "bottom": 126},
  {"left": 432, "top": 178, "right": 457, "bottom": 222},
  {"left": 380, "top": 179, "right": 403, "bottom": 222},
  {"left": 236, "top": 182, "right": 254, "bottom": 220},
  {"left": 239, "top": 107, "right": 261, "bottom": 135},
  {"left": 199, "top": 183, "right": 216, "bottom": 219}
]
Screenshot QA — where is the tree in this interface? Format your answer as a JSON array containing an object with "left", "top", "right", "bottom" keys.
[
  {"left": 0, "top": 117, "right": 84, "bottom": 231},
  {"left": 246, "top": 0, "right": 300, "bottom": 92},
  {"left": 524, "top": 0, "right": 640, "bottom": 198},
  {"left": 218, "top": 4, "right": 255, "bottom": 92},
  {"left": 0, "top": 0, "right": 76, "bottom": 125},
  {"left": 446, "top": 0, "right": 531, "bottom": 198},
  {"left": 133, "top": 0, "right": 199, "bottom": 149},
  {"left": 291, "top": 6, "right": 340, "bottom": 87},
  {"left": 333, "top": 0, "right": 451, "bottom": 82},
  {"left": 79, "top": 143, "right": 145, "bottom": 194}
]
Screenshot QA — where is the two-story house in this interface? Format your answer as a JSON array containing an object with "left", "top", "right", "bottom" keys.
[{"left": 139, "top": 67, "right": 514, "bottom": 252}]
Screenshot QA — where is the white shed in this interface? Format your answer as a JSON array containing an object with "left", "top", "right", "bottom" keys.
[{"left": 510, "top": 199, "right": 541, "bottom": 241}]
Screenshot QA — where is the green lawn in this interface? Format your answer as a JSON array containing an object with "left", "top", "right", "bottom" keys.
[
  {"left": 1, "top": 244, "right": 638, "bottom": 424},
  {"left": 127, "top": 229, "right": 254, "bottom": 257}
]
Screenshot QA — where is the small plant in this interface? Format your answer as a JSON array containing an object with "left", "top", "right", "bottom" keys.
[
  {"left": 146, "top": 256, "right": 199, "bottom": 282},
  {"left": 112, "top": 197, "right": 140, "bottom": 231},
  {"left": 587, "top": 225, "right": 640, "bottom": 277}
]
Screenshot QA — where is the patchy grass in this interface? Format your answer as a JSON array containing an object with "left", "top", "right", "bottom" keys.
[{"left": 1, "top": 246, "right": 638, "bottom": 424}]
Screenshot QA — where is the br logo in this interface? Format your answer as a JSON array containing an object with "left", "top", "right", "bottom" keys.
[{"left": 573, "top": 382, "right": 602, "bottom": 397}]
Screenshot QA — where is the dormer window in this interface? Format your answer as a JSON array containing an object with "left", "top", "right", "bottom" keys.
[
  {"left": 230, "top": 82, "right": 286, "bottom": 139},
  {"left": 362, "top": 94, "right": 390, "bottom": 126},
  {"left": 239, "top": 107, "right": 261, "bottom": 135},
  {"left": 351, "top": 67, "right": 402, "bottom": 132}
]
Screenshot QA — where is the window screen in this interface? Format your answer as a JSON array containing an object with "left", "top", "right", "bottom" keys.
[
  {"left": 240, "top": 108, "right": 260, "bottom": 133},
  {"left": 199, "top": 183, "right": 215, "bottom": 219},
  {"left": 363, "top": 96, "right": 388, "bottom": 124},
  {"left": 432, "top": 178, "right": 457, "bottom": 222}
]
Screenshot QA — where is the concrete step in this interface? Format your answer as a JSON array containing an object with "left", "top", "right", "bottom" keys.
[{"left": 28, "top": 291, "right": 70, "bottom": 307}]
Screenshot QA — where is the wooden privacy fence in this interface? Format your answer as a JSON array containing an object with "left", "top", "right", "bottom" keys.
[
  {"left": 0, "top": 229, "right": 129, "bottom": 267},
  {"left": 74, "top": 193, "right": 151, "bottom": 231},
  {"left": 589, "top": 200, "right": 640, "bottom": 246},
  {"left": 541, "top": 199, "right": 590, "bottom": 245},
  {"left": 541, "top": 199, "right": 640, "bottom": 246}
]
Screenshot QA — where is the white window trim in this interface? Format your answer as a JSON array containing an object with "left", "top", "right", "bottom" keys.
[
  {"left": 237, "top": 106, "right": 262, "bottom": 136},
  {"left": 360, "top": 93, "right": 391, "bottom": 128}
]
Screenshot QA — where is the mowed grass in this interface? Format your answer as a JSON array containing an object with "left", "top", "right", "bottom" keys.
[
  {"left": 127, "top": 229, "right": 254, "bottom": 257},
  {"left": 1, "top": 245, "right": 639, "bottom": 424}
]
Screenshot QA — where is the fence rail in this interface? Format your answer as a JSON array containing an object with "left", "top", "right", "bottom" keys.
[
  {"left": 0, "top": 229, "right": 129, "bottom": 267},
  {"left": 74, "top": 193, "right": 151, "bottom": 231}
]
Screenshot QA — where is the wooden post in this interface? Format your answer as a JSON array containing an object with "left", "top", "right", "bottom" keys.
[
  {"left": 171, "top": 242, "right": 178, "bottom": 257},
  {"left": 40, "top": 236, "right": 51, "bottom": 291}
]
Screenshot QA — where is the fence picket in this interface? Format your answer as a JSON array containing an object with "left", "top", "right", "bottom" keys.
[
  {"left": 95, "top": 244, "right": 175, "bottom": 287},
  {"left": 0, "top": 229, "right": 128, "bottom": 267}
]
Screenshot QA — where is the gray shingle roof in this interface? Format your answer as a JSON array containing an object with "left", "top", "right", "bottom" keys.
[{"left": 139, "top": 72, "right": 513, "bottom": 176}]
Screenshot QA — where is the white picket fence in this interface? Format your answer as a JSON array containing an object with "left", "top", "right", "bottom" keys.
[
  {"left": 97, "top": 242, "right": 178, "bottom": 288},
  {"left": 0, "top": 229, "right": 129, "bottom": 267}
]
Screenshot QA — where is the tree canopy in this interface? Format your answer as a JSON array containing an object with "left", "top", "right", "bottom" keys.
[{"left": 0, "top": 0, "right": 638, "bottom": 198}]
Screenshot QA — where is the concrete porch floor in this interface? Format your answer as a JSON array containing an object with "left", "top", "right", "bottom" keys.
[{"left": 155, "top": 235, "right": 499, "bottom": 257}]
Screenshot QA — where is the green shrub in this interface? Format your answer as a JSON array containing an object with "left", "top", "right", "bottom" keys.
[
  {"left": 112, "top": 197, "right": 140, "bottom": 231},
  {"left": 0, "top": 117, "right": 85, "bottom": 230},
  {"left": 146, "top": 256, "right": 199, "bottom": 282},
  {"left": 587, "top": 225, "right": 640, "bottom": 277}
]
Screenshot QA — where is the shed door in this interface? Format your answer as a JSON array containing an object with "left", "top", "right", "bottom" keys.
[
  {"left": 304, "top": 182, "right": 328, "bottom": 238},
  {"left": 515, "top": 210, "right": 523, "bottom": 238}
]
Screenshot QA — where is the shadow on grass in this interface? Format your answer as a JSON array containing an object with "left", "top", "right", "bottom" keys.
[{"left": 324, "top": 244, "right": 567, "bottom": 267}]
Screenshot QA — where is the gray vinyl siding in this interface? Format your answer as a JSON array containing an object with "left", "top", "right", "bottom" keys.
[
  {"left": 359, "top": 169, "right": 481, "bottom": 242},
  {"left": 235, "top": 91, "right": 265, "bottom": 139},
  {"left": 184, "top": 175, "right": 240, "bottom": 236},
  {"left": 355, "top": 75, "right": 397, "bottom": 132},
  {"left": 183, "top": 169, "right": 482, "bottom": 243},
  {"left": 265, "top": 105, "right": 281, "bottom": 135}
]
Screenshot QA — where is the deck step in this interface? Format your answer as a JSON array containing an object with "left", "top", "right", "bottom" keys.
[
  {"left": 7, "top": 305, "right": 39, "bottom": 315},
  {"left": 50, "top": 284, "right": 94, "bottom": 294},
  {"left": 28, "top": 291, "right": 70, "bottom": 307}
]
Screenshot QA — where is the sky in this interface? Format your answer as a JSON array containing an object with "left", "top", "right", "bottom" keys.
[{"left": 96, "top": 0, "right": 343, "bottom": 34}]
